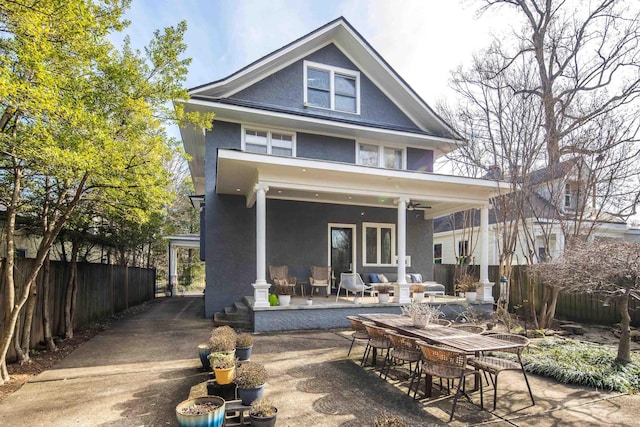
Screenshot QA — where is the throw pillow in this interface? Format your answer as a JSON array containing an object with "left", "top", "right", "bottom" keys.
[
  {"left": 406, "top": 274, "right": 413, "bottom": 283},
  {"left": 378, "top": 274, "right": 389, "bottom": 283},
  {"left": 369, "top": 273, "right": 380, "bottom": 283},
  {"left": 410, "top": 273, "right": 422, "bottom": 283}
]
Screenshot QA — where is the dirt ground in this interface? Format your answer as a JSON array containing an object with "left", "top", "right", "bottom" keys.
[{"left": 0, "top": 300, "right": 156, "bottom": 402}]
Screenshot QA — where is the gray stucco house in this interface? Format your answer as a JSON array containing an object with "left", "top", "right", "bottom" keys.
[{"left": 179, "top": 17, "right": 506, "bottom": 319}]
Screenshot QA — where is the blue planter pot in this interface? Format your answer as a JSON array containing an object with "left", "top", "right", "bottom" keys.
[
  {"left": 176, "top": 396, "right": 225, "bottom": 427},
  {"left": 237, "top": 384, "right": 264, "bottom": 406},
  {"left": 197, "top": 344, "right": 211, "bottom": 371},
  {"left": 235, "top": 346, "right": 252, "bottom": 361}
]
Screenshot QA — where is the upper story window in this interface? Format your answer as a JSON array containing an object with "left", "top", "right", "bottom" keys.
[
  {"left": 363, "top": 222, "right": 396, "bottom": 267},
  {"left": 243, "top": 127, "right": 295, "bottom": 157},
  {"left": 358, "top": 143, "right": 404, "bottom": 169},
  {"left": 433, "top": 244, "right": 442, "bottom": 264},
  {"left": 564, "top": 183, "right": 573, "bottom": 210},
  {"left": 304, "top": 61, "right": 360, "bottom": 114}
]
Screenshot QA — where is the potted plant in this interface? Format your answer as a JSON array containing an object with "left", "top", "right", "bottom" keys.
[
  {"left": 377, "top": 284, "right": 392, "bottom": 303},
  {"left": 401, "top": 302, "right": 444, "bottom": 328},
  {"left": 373, "top": 411, "right": 408, "bottom": 427},
  {"left": 210, "top": 355, "right": 236, "bottom": 385},
  {"left": 208, "top": 326, "right": 236, "bottom": 370},
  {"left": 410, "top": 284, "right": 425, "bottom": 303},
  {"left": 249, "top": 397, "right": 277, "bottom": 427},
  {"left": 236, "top": 332, "right": 254, "bottom": 361},
  {"left": 455, "top": 274, "right": 480, "bottom": 301},
  {"left": 235, "top": 362, "right": 268, "bottom": 405},
  {"left": 275, "top": 284, "right": 293, "bottom": 306},
  {"left": 197, "top": 342, "right": 211, "bottom": 370},
  {"left": 176, "top": 395, "right": 225, "bottom": 427},
  {"left": 306, "top": 296, "right": 313, "bottom": 305}
]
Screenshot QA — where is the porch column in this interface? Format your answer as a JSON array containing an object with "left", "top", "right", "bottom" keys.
[
  {"left": 479, "top": 204, "right": 495, "bottom": 303},
  {"left": 396, "top": 197, "right": 411, "bottom": 304},
  {"left": 252, "top": 183, "right": 270, "bottom": 308},
  {"left": 169, "top": 243, "right": 177, "bottom": 297}
]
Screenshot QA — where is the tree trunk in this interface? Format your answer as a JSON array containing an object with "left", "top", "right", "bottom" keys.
[
  {"left": 64, "top": 241, "right": 80, "bottom": 339},
  {"left": 616, "top": 295, "right": 632, "bottom": 364},
  {"left": 42, "top": 253, "right": 56, "bottom": 351},
  {"left": 539, "top": 284, "right": 559, "bottom": 329},
  {"left": 18, "top": 282, "right": 38, "bottom": 364}
]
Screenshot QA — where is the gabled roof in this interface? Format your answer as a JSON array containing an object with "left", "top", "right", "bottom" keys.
[
  {"left": 189, "top": 17, "right": 463, "bottom": 141},
  {"left": 527, "top": 157, "right": 581, "bottom": 186}
]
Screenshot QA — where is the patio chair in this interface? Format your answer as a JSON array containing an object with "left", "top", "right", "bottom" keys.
[
  {"left": 415, "top": 340, "right": 480, "bottom": 422},
  {"left": 467, "top": 333, "right": 535, "bottom": 411},
  {"left": 346, "top": 316, "right": 369, "bottom": 359},
  {"left": 383, "top": 331, "right": 422, "bottom": 395},
  {"left": 309, "top": 265, "right": 332, "bottom": 297},
  {"left": 335, "top": 272, "right": 372, "bottom": 302},
  {"left": 269, "top": 265, "right": 297, "bottom": 295},
  {"left": 362, "top": 321, "right": 392, "bottom": 371}
]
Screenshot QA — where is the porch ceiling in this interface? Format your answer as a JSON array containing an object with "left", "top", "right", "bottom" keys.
[{"left": 216, "top": 149, "right": 509, "bottom": 219}]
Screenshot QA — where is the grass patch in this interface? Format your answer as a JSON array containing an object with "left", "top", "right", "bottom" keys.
[{"left": 516, "top": 338, "right": 640, "bottom": 393}]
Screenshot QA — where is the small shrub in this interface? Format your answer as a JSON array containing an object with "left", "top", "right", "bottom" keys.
[
  {"left": 235, "top": 362, "right": 268, "bottom": 388},
  {"left": 209, "top": 356, "right": 236, "bottom": 369},
  {"left": 250, "top": 398, "right": 276, "bottom": 418},
  {"left": 373, "top": 411, "right": 408, "bottom": 427},
  {"left": 236, "top": 332, "right": 254, "bottom": 348},
  {"left": 377, "top": 284, "right": 393, "bottom": 294},
  {"left": 209, "top": 332, "right": 236, "bottom": 353}
]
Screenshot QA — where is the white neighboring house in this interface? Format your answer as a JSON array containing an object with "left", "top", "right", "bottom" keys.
[{"left": 433, "top": 159, "right": 640, "bottom": 265}]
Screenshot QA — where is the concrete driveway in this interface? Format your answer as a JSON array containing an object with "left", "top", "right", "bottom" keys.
[{"left": 1, "top": 296, "right": 638, "bottom": 426}]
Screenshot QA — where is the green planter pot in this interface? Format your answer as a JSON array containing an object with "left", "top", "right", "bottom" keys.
[
  {"left": 176, "top": 396, "right": 225, "bottom": 427},
  {"left": 197, "top": 343, "right": 211, "bottom": 371}
]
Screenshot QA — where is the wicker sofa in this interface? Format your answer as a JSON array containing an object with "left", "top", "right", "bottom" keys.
[{"left": 365, "top": 273, "right": 446, "bottom": 296}]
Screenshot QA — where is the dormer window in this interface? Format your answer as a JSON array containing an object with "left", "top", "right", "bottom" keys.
[
  {"left": 304, "top": 61, "right": 360, "bottom": 114},
  {"left": 243, "top": 127, "right": 295, "bottom": 157}
]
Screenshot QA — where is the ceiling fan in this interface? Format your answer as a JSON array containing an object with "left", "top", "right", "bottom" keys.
[{"left": 407, "top": 201, "right": 431, "bottom": 211}]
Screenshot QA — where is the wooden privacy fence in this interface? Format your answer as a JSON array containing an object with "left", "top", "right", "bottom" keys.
[
  {"left": 434, "top": 264, "right": 639, "bottom": 327},
  {"left": 0, "top": 258, "right": 156, "bottom": 360}
]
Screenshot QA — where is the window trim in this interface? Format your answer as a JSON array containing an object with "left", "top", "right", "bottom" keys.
[
  {"left": 303, "top": 60, "right": 360, "bottom": 114},
  {"left": 241, "top": 125, "right": 296, "bottom": 157},
  {"left": 356, "top": 142, "right": 406, "bottom": 169},
  {"left": 362, "top": 222, "right": 396, "bottom": 267}
]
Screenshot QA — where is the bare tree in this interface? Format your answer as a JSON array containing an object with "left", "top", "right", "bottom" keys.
[{"left": 531, "top": 240, "right": 640, "bottom": 363}]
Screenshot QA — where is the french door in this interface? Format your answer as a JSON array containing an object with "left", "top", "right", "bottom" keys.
[{"left": 329, "top": 224, "right": 356, "bottom": 287}]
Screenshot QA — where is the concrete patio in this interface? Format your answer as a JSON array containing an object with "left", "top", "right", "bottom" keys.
[{"left": 0, "top": 296, "right": 638, "bottom": 426}]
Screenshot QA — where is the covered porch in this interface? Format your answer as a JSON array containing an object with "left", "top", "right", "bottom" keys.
[{"left": 215, "top": 149, "right": 509, "bottom": 311}]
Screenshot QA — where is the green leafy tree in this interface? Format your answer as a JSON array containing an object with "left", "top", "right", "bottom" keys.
[{"left": 0, "top": 0, "right": 213, "bottom": 383}]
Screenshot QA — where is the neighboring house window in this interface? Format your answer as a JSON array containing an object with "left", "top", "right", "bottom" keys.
[
  {"left": 304, "top": 61, "right": 360, "bottom": 114},
  {"left": 16, "top": 248, "right": 27, "bottom": 258},
  {"left": 458, "top": 240, "right": 469, "bottom": 265},
  {"left": 433, "top": 244, "right": 442, "bottom": 264},
  {"left": 538, "top": 247, "right": 547, "bottom": 262},
  {"left": 564, "top": 183, "right": 572, "bottom": 209},
  {"left": 243, "top": 128, "right": 295, "bottom": 156},
  {"left": 363, "top": 222, "right": 395, "bottom": 266},
  {"left": 357, "top": 143, "right": 404, "bottom": 169}
]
